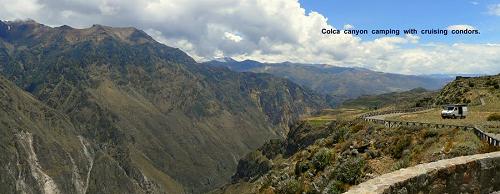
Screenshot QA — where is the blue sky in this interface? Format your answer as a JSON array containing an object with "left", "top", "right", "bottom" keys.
[{"left": 299, "top": 0, "right": 500, "bottom": 44}]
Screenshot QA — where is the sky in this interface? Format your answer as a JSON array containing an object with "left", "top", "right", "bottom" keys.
[
  {"left": 0, "top": 0, "right": 499, "bottom": 75},
  {"left": 300, "top": 0, "right": 500, "bottom": 43}
]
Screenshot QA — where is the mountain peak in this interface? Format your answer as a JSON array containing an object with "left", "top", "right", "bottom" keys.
[
  {"left": 0, "top": 19, "right": 155, "bottom": 45},
  {"left": 213, "top": 57, "right": 237, "bottom": 63},
  {"left": 68, "top": 24, "right": 154, "bottom": 44}
]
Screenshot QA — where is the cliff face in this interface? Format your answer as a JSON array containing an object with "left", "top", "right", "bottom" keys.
[{"left": 0, "top": 20, "right": 329, "bottom": 193}]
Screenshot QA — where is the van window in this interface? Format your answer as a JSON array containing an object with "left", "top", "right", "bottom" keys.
[{"left": 447, "top": 107, "right": 454, "bottom": 111}]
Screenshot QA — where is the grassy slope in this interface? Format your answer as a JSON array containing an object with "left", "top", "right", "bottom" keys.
[
  {"left": 341, "top": 88, "right": 436, "bottom": 109},
  {"left": 389, "top": 75, "right": 500, "bottom": 134},
  {"left": 212, "top": 120, "right": 497, "bottom": 194}
]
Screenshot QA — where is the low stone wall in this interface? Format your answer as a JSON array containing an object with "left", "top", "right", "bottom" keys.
[{"left": 345, "top": 151, "right": 500, "bottom": 194}]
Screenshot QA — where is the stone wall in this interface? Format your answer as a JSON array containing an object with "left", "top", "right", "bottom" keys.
[{"left": 345, "top": 151, "right": 500, "bottom": 194}]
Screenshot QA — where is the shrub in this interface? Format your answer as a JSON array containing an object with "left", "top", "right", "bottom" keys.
[
  {"left": 448, "top": 131, "right": 481, "bottom": 157},
  {"left": 330, "top": 127, "right": 348, "bottom": 144},
  {"left": 332, "top": 156, "right": 366, "bottom": 184},
  {"left": 389, "top": 135, "right": 412, "bottom": 159},
  {"left": 485, "top": 80, "right": 496, "bottom": 86},
  {"left": 276, "top": 179, "right": 300, "bottom": 194},
  {"left": 449, "top": 143, "right": 477, "bottom": 157},
  {"left": 311, "top": 148, "right": 333, "bottom": 171},
  {"left": 324, "top": 180, "right": 345, "bottom": 194},
  {"left": 487, "top": 113, "right": 500, "bottom": 121},
  {"left": 422, "top": 129, "right": 439, "bottom": 138},
  {"left": 351, "top": 123, "right": 365, "bottom": 133},
  {"left": 392, "top": 156, "right": 410, "bottom": 171},
  {"left": 294, "top": 161, "right": 310, "bottom": 176}
]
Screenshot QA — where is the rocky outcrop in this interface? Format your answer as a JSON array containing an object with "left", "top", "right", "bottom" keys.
[{"left": 346, "top": 151, "right": 500, "bottom": 194}]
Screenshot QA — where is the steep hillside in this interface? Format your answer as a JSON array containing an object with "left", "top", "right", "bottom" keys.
[
  {"left": 389, "top": 75, "right": 500, "bottom": 134},
  {"left": 212, "top": 120, "right": 495, "bottom": 194},
  {"left": 435, "top": 75, "right": 500, "bottom": 105},
  {"left": 204, "top": 59, "right": 451, "bottom": 102},
  {"left": 214, "top": 75, "right": 500, "bottom": 194},
  {"left": 0, "top": 20, "right": 330, "bottom": 193},
  {"left": 341, "top": 88, "right": 436, "bottom": 109},
  {"left": 0, "top": 75, "right": 182, "bottom": 194}
]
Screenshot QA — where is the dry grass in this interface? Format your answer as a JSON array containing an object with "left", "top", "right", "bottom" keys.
[
  {"left": 387, "top": 95, "right": 500, "bottom": 134},
  {"left": 303, "top": 108, "right": 368, "bottom": 127}
]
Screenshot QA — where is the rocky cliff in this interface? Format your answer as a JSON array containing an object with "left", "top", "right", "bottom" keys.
[{"left": 0, "top": 20, "right": 330, "bottom": 193}]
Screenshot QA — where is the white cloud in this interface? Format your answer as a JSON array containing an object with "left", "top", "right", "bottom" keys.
[
  {"left": 0, "top": 0, "right": 44, "bottom": 20},
  {"left": 470, "top": 1, "right": 479, "bottom": 5},
  {"left": 447, "top": 24, "right": 476, "bottom": 30},
  {"left": 224, "top": 32, "right": 243, "bottom": 42},
  {"left": 0, "top": 0, "right": 498, "bottom": 75},
  {"left": 488, "top": 3, "right": 500, "bottom": 16}
]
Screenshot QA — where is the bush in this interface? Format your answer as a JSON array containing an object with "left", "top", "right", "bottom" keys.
[
  {"left": 294, "top": 161, "right": 310, "bottom": 176},
  {"left": 449, "top": 143, "right": 477, "bottom": 157},
  {"left": 311, "top": 148, "right": 333, "bottom": 171},
  {"left": 332, "top": 156, "right": 366, "bottom": 184},
  {"left": 276, "top": 179, "right": 300, "bottom": 194},
  {"left": 392, "top": 156, "right": 410, "bottom": 171},
  {"left": 487, "top": 113, "right": 500, "bottom": 121},
  {"left": 485, "top": 80, "right": 496, "bottom": 86},
  {"left": 389, "top": 135, "right": 412, "bottom": 159},
  {"left": 330, "top": 127, "right": 348, "bottom": 144},
  {"left": 448, "top": 130, "right": 482, "bottom": 157},
  {"left": 325, "top": 180, "right": 345, "bottom": 194},
  {"left": 422, "top": 129, "right": 439, "bottom": 138}
]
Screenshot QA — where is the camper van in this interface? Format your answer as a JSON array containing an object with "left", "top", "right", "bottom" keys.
[{"left": 441, "top": 104, "right": 468, "bottom": 119}]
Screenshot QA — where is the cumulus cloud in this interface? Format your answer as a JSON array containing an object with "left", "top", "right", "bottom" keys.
[
  {"left": 488, "top": 3, "right": 500, "bottom": 16},
  {"left": 0, "top": 0, "right": 498, "bottom": 75},
  {"left": 224, "top": 32, "right": 243, "bottom": 42}
]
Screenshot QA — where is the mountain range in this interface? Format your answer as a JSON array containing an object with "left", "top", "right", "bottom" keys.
[
  {"left": 0, "top": 20, "right": 330, "bottom": 193},
  {"left": 204, "top": 58, "right": 454, "bottom": 103}
]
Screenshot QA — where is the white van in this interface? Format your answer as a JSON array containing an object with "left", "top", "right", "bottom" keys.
[{"left": 441, "top": 104, "right": 468, "bottom": 119}]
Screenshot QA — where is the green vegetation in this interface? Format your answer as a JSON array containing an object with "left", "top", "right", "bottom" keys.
[
  {"left": 388, "top": 135, "right": 412, "bottom": 159},
  {"left": 435, "top": 75, "right": 500, "bottom": 105},
  {"left": 276, "top": 179, "right": 300, "bottom": 194},
  {"left": 487, "top": 113, "right": 500, "bottom": 121},
  {"left": 341, "top": 88, "right": 436, "bottom": 109},
  {"left": 215, "top": 117, "right": 498, "bottom": 194},
  {"left": 331, "top": 156, "right": 367, "bottom": 184},
  {"left": 312, "top": 148, "right": 334, "bottom": 170}
]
